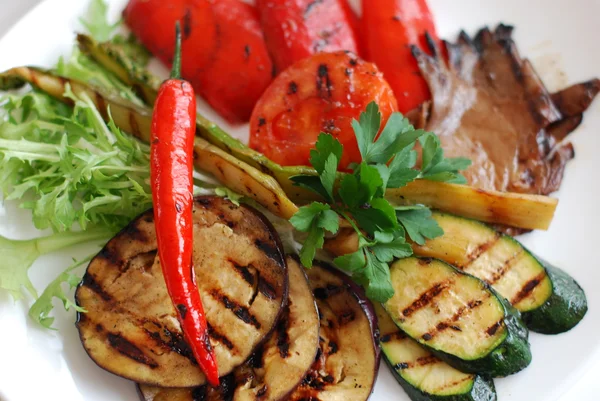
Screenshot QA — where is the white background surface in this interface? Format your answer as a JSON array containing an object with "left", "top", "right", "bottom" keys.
[{"left": 0, "top": 0, "right": 599, "bottom": 400}]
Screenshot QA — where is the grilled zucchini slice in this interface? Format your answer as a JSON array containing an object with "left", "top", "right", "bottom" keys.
[
  {"left": 287, "top": 260, "right": 380, "bottom": 400},
  {"left": 384, "top": 257, "right": 531, "bottom": 377},
  {"left": 76, "top": 196, "right": 288, "bottom": 388},
  {"left": 376, "top": 304, "right": 497, "bottom": 401},
  {"left": 138, "top": 255, "right": 321, "bottom": 401},
  {"left": 412, "top": 212, "right": 587, "bottom": 334}
]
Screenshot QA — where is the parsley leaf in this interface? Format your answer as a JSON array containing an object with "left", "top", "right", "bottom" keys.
[
  {"left": 396, "top": 207, "right": 444, "bottom": 245},
  {"left": 289, "top": 102, "right": 470, "bottom": 302}
]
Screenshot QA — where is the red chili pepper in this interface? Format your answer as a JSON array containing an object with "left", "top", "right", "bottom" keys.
[
  {"left": 150, "top": 22, "right": 219, "bottom": 386},
  {"left": 362, "top": 0, "right": 440, "bottom": 113},
  {"left": 256, "top": 0, "right": 360, "bottom": 73}
]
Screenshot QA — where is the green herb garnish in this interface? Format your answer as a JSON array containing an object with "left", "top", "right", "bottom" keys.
[{"left": 289, "top": 102, "right": 470, "bottom": 302}]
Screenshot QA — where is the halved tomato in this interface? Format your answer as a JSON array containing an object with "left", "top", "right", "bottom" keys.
[{"left": 249, "top": 51, "right": 398, "bottom": 169}]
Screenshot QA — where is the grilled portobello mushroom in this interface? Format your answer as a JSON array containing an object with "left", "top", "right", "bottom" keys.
[
  {"left": 137, "top": 255, "right": 320, "bottom": 401},
  {"left": 75, "top": 196, "right": 288, "bottom": 388},
  {"left": 384, "top": 257, "right": 531, "bottom": 377},
  {"left": 287, "top": 261, "right": 380, "bottom": 401}
]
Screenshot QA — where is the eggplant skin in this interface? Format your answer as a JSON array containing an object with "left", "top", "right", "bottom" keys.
[
  {"left": 137, "top": 255, "right": 321, "bottom": 401},
  {"left": 75, "top": 196, "right": 288, "bottom": 388},
  {"left": 287, "top": 259, "right": 381, "bottom": 401}
]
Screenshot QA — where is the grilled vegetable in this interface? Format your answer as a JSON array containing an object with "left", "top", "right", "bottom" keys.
[
  {"left": 249, "top": 51, "right": 398, "bottom": 169},
  {"left": 64, "top": 43, "right": 560, "bottom": 231},
  {"left": 411, "top": 212, "right": 587, "bottom": 334},
  {"left": 75, "top": 196, "right": 287, "bottom": 387},
  {"left": 362, "top": 0, "right": 439, "bottom": 113},
  {"left": 123, "top": 0, "right": 273, "bottom": 123},
  {"left": 256, "top": 0, "right": 360, "bottom": 72},
  {"left": 138, "top": 255, "right": 320, "bottom": 400},
  {"left": 0, "top": 66, "right": 558, "bottom": 231},
  {"left": 0, "top": 66, "right": 300, "bottom": 220},
  {"left": 384, "top": 257, "right": 531, "bottom": 377},
  {"left": 375, "top": 304, "right": 497, "bottom": 401},
  {"left": 287, "top": 260, "right": 380, "bottom": 400}
]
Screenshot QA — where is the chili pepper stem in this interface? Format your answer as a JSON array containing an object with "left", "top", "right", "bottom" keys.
[{"left": 170, "top": 21, "right": 182, "bottom": 79}]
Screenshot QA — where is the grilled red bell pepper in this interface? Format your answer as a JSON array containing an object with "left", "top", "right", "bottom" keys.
[
  {"left": 256, "top": 0, "right": 360, "bottom": 73},
  {"left": 124, "top": 0, "right": 273, "bottom": 123},
  {"left": 150, "top": 23, "right": 219, "bottom": 386},
  {"left": 362, "top": 0, "right": 439, "bottom": 113}
]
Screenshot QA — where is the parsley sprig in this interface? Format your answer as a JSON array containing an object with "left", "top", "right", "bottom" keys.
[{"left": 289, "top": 102, "right": 470, "bottom": 302}]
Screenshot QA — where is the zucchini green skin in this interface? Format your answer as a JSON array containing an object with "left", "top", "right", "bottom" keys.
[
  {"left": 522, "top": 259, "right": 588, "bottom": 334},
  {"left": 385, "top": 258, "right": 531, "bottom": 378},
  {"left": 377, "top": 304, "right": 497, "bottom": 401},
  {"left": 384, "top": 359, "right": 497, "bottom": 401},
  {"left": 432, "top": 291, "right": 532, "bottom": 378},
  {"left": 414, "top": 212, "right": 587, "bottom": 334}
]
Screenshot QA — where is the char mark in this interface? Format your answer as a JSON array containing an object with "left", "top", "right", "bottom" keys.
[
  {"left": 254, "top": 238, "right": 282, "bottom": 263},
  {"left": 462, "top": 235, "right": 500, "bottom": 268},
  {"left": 182, "top": 8, "right": 192, "bottom": 40},
  {"left": 316, "top": 64, "right": 333, "bottom": 98},
  {"left": 488, "top": 249, "right": 524, "bottom": 284},
  {"left": 107, "top": 333, "right": 158, "bottom": 368},
  {"left": 231, "top": 261, "right": 255, "bottom": 285},
  {"left": 81, "top": 273, "right": 112, "bottom": 302},
  {"left": 312, "top": 284, "right": 344, "bottom": 300},
  {"left": 258, "top": 276, "right": 277, "bottom": 300},
  {"left": 424, "top": 297, "right": 488, "bottom": 339},
  {"left": 512, "top": 271, "right": 546, "bottom": 304},
  {"left": 213, "top": 291, "right": 261, "bottom": 329},
  {"left": 207, "top": 323, "right": 235, "bottom": 350},
  {"left": 402, "top": 281, "right": 451, "bottom": 317},
  {"left": 144, "top": 324, "right": 197, "bottom": 364},
  {"left": 276, "top": 311, "right": 291, "bottom": 358},
  {"left": 486, "top": 320, "right": 503, "bottom": 336}
]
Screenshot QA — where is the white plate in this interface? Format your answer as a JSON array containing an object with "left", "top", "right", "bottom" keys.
[{"left": 0, "top": 0, "right": 599, "bottom": 400}]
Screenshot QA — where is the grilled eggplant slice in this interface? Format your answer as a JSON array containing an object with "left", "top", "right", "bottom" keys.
[
  {"left": 287, "top": 260, "right": 380, "bottom": 400},
  {"left": 75, "top": 196, "right": 287, "bottom": 388},
  {"left": 138, "top": 256, "right": 320, "bottom": 400},
  {"left": 411, "top": 212, "right": 587, "bottom": 334},
  {"left": 376, "top": 304, "right": 497, "bottom": 401},
  {"left": 384, "top": 257, "right": 531, "bottom": 377}
]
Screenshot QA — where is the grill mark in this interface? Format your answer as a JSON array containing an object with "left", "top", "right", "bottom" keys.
[
  {"left": 107, "top": 333, "right": 158, "bottom": 368},
  {"left": 395, "top": 355, "right": 438, "bottom": 370},
  {"left": 231, "top": 261, "right": 255, "bottom": 285},
  {"left": 511, "top": 271, "right": 546, "bottom": 304},
  {"left": 313, "top": 284, "right": 344, "bottom": 300},
  {"left": 486, "top": 320, "right": 503, "bottom": 336},
  {"left": 276, "top": 311, "right": 291, "bottom": 358},
  {"left": 258, "top": 275, "right": 277, "bottom": 300},
  {"left": 192, "top": 374, "right": 236, "bottom": 401},
  {"left": 380, "top": 332, "right": 407, "bottom": 343},
  {"left": 488, "top": 249, "right": 525, "bottom": 285},
  {"left": 288, "top": 81, "right": 298, "bottom": 94},
  {"left": 212, "top": 290, "right": 261, "bottom": 329},
  {"left": 95, "top": 246, "right": 123, "bottom": 269},
  {"left": 254, "top": 238, "right": 281, "bottom": 263},
  {"left": 424, "top": 296, "right": 489, "bottom": 340},
  {"left": 338, "top": 310, "right": 356, "bottom": 325},
  {"left": 462, "top": 234, "right": 501, "bottom": 268},
  {"left": 207, "top": 323, "right": 235, "bottom": 350},
  {"left": 402, "top": 280, "right": 452, "bottom": 317},
  {"left": 437, "top": 375, "right": 474, "bottom": 391},
  {"left": 316, "top": 64, "right": 333, "bottom": 98},
  {"left": 81, "top": 274, "right": 112, "bottom": 301},
  {"left": 143, "top": 323, "right": 197, "bottom": 364}
]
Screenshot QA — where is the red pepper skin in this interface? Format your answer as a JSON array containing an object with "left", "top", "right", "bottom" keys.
[
  {"left": 362, "top": 0, "right": 439, "bottom": 113},
  {"left": 151, "top": 62, "right": 220, "bottom": 385},
  {"left": 256, "top": 0, "right": 360, "bottom": 73},
  {"left": 124, "top": 0, "right": 273, "bottom": 123}
]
